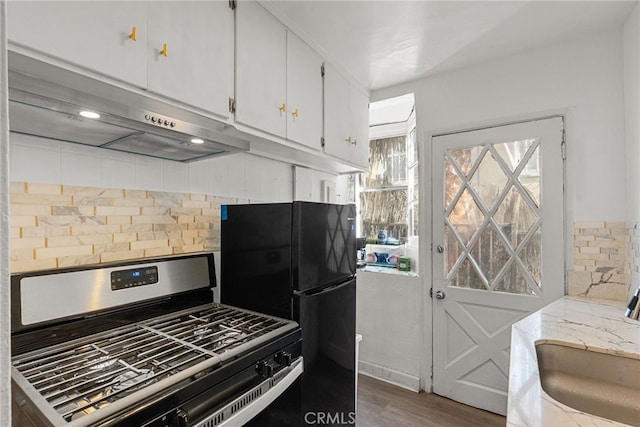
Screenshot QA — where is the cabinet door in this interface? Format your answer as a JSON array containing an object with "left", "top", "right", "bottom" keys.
[
  {"left": 286, "top": 32, "right": 322, "bottom": 150},
  {"left": 7, "top": 1, "right": 147, "bottom": 88},
  {"left": 323, "top": 63, "right": 351, "bottom": 161},
  {"left": 147, "top": 1, "right": 233, "bottom": 118},
  {"left": 348, "top": 86, "right": 370, "bottom": 168},
  {"left": 235, "top": 1, "right": 287, "bottom": 137}
]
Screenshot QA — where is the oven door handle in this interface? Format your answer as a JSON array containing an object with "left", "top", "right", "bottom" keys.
[{"left": 191, "top": 357, "right": 303, "bottom": 427}]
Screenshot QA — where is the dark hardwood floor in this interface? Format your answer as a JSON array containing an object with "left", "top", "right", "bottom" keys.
[{"left": 356, "top": 374, "right": 506, "bottom": 427}]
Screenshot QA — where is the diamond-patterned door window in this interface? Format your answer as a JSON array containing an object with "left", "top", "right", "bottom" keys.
[
  {"left": 445, "top": 139, "right": 542, "bottom": 295},
  {"left": 469, "top": 223, "right": 511, "bottom": 284},
  {"left": 494, "top": 186, "right": 538, "bottom": 249},
  {"left": 449, "top": 187, "right": 483, "bottom": 245},
  {"left": 520, "top": 145, "right": 541, "bottom": 207},
  {"left": 468, "top": 150, "right": 509, "bottom": 212},
  {"left": 447, "top": 146, "right": 478, "bottom": 177},
  {"left": 445, "top": 158, "right": 463, "bottom": 210}
]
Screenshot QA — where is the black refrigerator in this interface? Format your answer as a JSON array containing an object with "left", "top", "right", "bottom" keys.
[{"left": 221, "top": 201, "right": 356, "bottom": 426}]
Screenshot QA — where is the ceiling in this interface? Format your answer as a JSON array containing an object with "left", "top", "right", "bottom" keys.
[{"left": 265, "top": 0, "right": 637, "bottom": 92}]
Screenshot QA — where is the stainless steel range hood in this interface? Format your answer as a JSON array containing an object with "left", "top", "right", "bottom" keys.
[{"left": 7, "top": 52, "right": 249, "bottom": 162}]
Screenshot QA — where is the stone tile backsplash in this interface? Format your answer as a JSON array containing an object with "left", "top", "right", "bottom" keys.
[
  {"left": 10, "top": 182, "right": 640, "bottom": 302},
  {"left": 568, "top": 221, "right": 630, "bottom": 301},
  {"left": 9, "top": 182, "right": 237, "bottom": 272}
]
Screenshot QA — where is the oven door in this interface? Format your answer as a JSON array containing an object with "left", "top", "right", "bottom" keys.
[{"left": 144, "top": 357, "right": 302, "bottom": 427}]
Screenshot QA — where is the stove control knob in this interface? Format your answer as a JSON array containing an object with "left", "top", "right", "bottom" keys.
[
  {"left": 256, "top": 361, "right": 273, "bottom": 378},
  {"left": 176, "top": 409, "right": 188, "bottom": 427},
  {"left": 275, "top": 351, "right": 292, "bottom": 366}
]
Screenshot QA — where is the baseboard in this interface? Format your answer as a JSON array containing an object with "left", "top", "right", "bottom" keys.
[{"left": 358, "top": 360, "right": 421, "bottom": 392}]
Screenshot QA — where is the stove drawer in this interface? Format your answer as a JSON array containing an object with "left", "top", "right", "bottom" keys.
[{"left": 144, "top": 357, "right": 302, "bottom": 427}]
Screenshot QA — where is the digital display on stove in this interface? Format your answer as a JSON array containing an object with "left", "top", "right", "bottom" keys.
[{"left": 111, "top": 266, "right": 158, "bottom": 291}]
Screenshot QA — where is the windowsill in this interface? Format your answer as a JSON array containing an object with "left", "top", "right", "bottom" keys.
[{"left": 358, "top": 265, "right": 419, "bottom": 277}]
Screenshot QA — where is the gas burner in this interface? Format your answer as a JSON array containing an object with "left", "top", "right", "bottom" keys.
[
  {"left": 104, "top": 371, "right": 155, "bottom": 399},
  {"left": 109, "top": 368, "right": 155, "bottom": 395},
  {"left": 193, "top": 326, "right": 212, "bottom": 338},
  {"left": 88, "top": 355, "right": 117, "bottom": 372},
  {"left": 212, "top": 330, "right": 247, "bottom": 352}
]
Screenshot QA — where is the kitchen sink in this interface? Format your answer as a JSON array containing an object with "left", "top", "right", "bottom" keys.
[{"left": 535, "top": 341, "right": 640, "bottom": 426}]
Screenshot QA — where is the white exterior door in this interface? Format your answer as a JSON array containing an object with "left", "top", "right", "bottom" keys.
[{"left": 431, "top": 117, "right": 565, "bottom": 415}]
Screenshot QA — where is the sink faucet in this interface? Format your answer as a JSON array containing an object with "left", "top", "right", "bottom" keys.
[{"left": 625, "top": 287, "right": 640, "bottom": 320}]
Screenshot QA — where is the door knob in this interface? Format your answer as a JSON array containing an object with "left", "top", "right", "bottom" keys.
[
  {"left": 434, "top": 289, "right": 446, "bottom": 300},
  {"left": 437, "top": 244, "right": 444, "bottom": 253}
]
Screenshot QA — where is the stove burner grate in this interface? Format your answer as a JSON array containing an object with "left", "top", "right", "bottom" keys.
[{"left": 12, "top": 303, "right": 294, "bottom": 422}]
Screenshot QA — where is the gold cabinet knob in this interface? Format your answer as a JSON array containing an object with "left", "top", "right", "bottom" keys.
[
  {"left": 352, "top": 139, "right": 358, "bottom": 145},
  {"left": 345, "top": 137, "right": 352, "bottom": 144},
  {"left": 160, "top": 43, "right": 168, "bottom": 57},
  {"left": 128, "top": 27, "right": 137, "bottom": 42},
  {"left": 291, "top": 109, "right": 299, "bottom": 118},
  {"left": 279, "top": 104, "right": 287, "bottom": 113}
]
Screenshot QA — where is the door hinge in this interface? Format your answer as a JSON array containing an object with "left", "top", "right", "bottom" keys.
[
  {"left": 561, "top": 140, "right": 566, "bottom": 160},
  {"left": 228, "top": 97, "right": 236, "bottom": 114},
  {"left": 321, "top": 136, "right": 325, "bottom": 147},
  {"left": 429, "top": 288, "right": 433, "bottom": 298},
  {"left": 228, "top": 0, "right": 236, "bottom": 10},
  {"left": 321, "top": 64, "right": 325, "bottom": 77}
]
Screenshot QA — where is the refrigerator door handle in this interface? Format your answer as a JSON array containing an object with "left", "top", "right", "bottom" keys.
[{"left": 294, "top": 279, "right": 354, "bottom": 297}]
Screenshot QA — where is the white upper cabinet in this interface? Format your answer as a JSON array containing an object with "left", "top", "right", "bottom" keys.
[
  {"left": 324, "top": 63, "right": 370, "bottom": 169},
  {"left": 7, "top": 1, "right": 148, "bottom": 88},
  {"left": 147, "top": 1, "right": 233, "bottom": 118},
  {"left": 8, "top": 1, "right": 233, "bottom": 118},
  {"left": 324, "top": 63, "right": 351, "bottom": 161},
  {"left": 349, "top": 85, "right": 370, "bottom": 168},
  {"left": 235, "top": 1, "right": 287, "bottom": 138},
  {"left": 8, "top": 0, "right": 366, "bottom": 171},
  {"left": 236, "top": 1, "right": 323, "bottom": 149},
  {"left": 286, "top": 32, "right": 323, "bottom": 150}
]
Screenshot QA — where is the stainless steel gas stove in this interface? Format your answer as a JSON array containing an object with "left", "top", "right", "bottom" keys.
[{"left": 10, "top": 253, "right": 302, "bottom": 427}]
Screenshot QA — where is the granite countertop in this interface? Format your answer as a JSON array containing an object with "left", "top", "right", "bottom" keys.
[{"left": 507, "top": 296, "right": 640, "bottom": 427}]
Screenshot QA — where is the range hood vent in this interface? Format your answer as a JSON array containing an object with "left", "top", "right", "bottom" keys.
[{"left": 7, "top": 53, "right": 249, "bottom": 162}]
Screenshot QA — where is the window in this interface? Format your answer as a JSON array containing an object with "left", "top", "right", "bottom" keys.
[{"left": 357, "top": 94, "right": 417, "bottom": 244}]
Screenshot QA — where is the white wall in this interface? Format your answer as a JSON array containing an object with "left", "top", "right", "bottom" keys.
[
  {"left": 9, "top": 133, "right": 295, "bottom": 202},
  {"left": 292, "top": 166, "right": 338, "bottom": 202},
  {"left": 356, "top": 270, "right": 422, "bottom": 391},
  {"left": 379, "top": 29, "right": 627, "bottom": 222},
  {"left": 368, "top": 29, "right": 628, "bottom": 391},
  {"left": 624, "top": 4, "right": 640, "bottom": 224}
]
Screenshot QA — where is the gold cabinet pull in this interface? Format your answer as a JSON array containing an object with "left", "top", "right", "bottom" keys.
[
  {"left": 291, "top": 109, "right": 299, "bottom": 118},
  {"left": 128, "top": 27, "right": 137, "bottom": 41},
  {"left": 279, "top": 104, "right": 287, "bottom": 113},
  {"left": 160, "top": 43, "right": 168, "bottom": 57}
]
